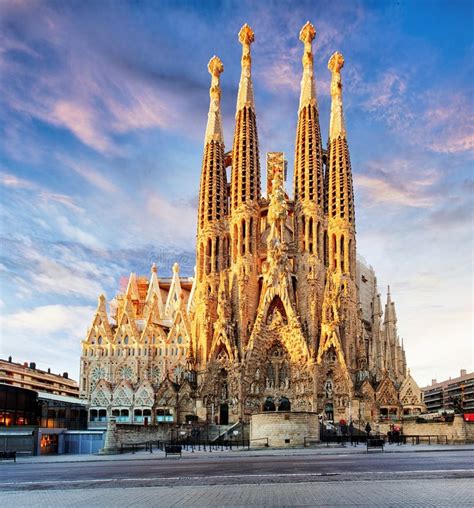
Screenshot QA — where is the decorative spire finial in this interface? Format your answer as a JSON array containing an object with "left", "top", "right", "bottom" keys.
[
  {"left": 172, "top": 262, "right": 179, "bottom": 274},
  {"left": 328, "top": 51, "right": 345, "bottom": 75},
  {"left": 328, "top": 51, "right": 346, "bottom": 140},
  {"left": 204, "top": 55, "right": 224, "bottom": 144},
  {"left": 298, "top": 21, "right": 317, "bottom": 111},
  {"left": 299, "top": 21, "right": 316, "bottom": 47},
  {"left": 239, "top": 23, "right": 254, "bottom": 47},
  {"left": 236, "top": 24, "right": 255, "bottom": 112},
  {"left": 151, "top": 263, "right": 157, "bottom": 273}
]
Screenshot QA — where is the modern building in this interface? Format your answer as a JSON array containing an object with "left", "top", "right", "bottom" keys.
[
  {"left": 0, "top": 383, "right": 99, "bottom": 455},
  {"left": 0, "top": 357, "right": 79, "bottom": 398},
  {"left": 79, "top": 22, "right": 424, "bottom": 430},
  {"left": 422, "top": 370, "right": 474, "bottom": 413}
]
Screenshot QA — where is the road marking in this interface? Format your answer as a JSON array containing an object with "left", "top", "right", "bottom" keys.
[{"left": 1, "top": 469, "right": 474, "bottom": 487}]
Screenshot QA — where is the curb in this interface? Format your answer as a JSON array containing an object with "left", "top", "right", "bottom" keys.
[{"left": 8, "top": 445, "right": 474, "bottom": 465}]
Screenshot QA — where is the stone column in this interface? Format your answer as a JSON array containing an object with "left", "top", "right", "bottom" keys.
[{"left": 99, "top": 417, "right": 120, "bottom": 454}]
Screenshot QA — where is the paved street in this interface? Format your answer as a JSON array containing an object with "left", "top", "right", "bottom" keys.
[{"left": 1, "top": 448, "right": 473, "bottom": 506}]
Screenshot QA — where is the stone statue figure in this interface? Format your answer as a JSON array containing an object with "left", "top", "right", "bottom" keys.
[
  {"left": 267, "top": 168, "right": 287, "bottom": 243},
  {"left": 325, "top": 379, "right": 333, "bottom": 399}
]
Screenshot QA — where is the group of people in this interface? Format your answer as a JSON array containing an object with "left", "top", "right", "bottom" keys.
[
  {"left": 335, "top": 420, "right": 403, "bottom": 446},
  {"left": 336, "top": 420, "right": 374, "bottom": 446}
]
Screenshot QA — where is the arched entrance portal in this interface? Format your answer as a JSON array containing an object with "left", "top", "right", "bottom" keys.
[{"left": 219, "top": 403, "right": 229, "bottom": 425}]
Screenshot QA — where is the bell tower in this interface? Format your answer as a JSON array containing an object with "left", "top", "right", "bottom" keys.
[
  {"left": 229, "top": 24, "right": 261, "bottom": 352},
  {"left": 194, "top": 56, "right": 229, "bottom": 366},
  {"left": 293, "top": 22, "right": 326, "bottom": 349},
  {"left": 324, "top": 51, "right": 359, "bottom": 371}
]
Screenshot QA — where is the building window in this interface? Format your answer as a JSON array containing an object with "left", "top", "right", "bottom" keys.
[{"left": 156, "top": 408, "right": 174, "bottom": 423}]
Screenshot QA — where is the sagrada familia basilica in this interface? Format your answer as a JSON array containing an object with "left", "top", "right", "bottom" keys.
[{"left": 80, "top": 23, "right": 424, "bottom": 428}]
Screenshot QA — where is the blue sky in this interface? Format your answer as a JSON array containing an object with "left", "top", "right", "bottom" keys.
[{"left": 0, "top": 0, "right": 472, "bottom": 386}]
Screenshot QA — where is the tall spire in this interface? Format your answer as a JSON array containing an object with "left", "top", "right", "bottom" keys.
[
  {"left": 236, "top": 24, "right": 255, "bottom": 113},
  {"left": 328, "top": 51, "right": 346, "bottom": 140},
  {"left": 327, "top": 51, "right": 355, "bottom": 226},
  {"left": 231, "top": 24, "right": 260, "bottom": 209},
  {"left": 294, "top": 21, "right": 324, "bottom": 208},
  {"left": 298, "top": 21, "right": 318, "bottom": 111},
  {"left": 384, "top": 286, "right": 397, "bottom": 324},
  {"left": 204, "top": 56, "right": 224, "bottom": 144},
  {"left": 197, "top": 56, "right": 228, "bottom": 232}
]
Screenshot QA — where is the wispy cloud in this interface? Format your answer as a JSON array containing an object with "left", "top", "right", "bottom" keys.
[
  {"left": 355, "top": 158, "right": 439, "bottom": 208},
  {"left": 0, "top": 170, "right": 83, "bottom": 213},
  {"left": 0, "top": 2, "right": 207, "bottom": 155},
  {"left": 59, "top": 157, "right": 119, "bottom": 194}
]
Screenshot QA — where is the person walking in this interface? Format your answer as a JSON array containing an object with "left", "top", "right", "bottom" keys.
[
  {"left": 365, "top": 421, "right": 372, "bottom": 439},
  {"left": 348, "top": 420, "right": 356, "bottom": 446}
]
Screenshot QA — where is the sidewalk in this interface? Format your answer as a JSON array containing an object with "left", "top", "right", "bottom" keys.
[{"left": 8, "top": 442, "right": 474, "bottom": 465}]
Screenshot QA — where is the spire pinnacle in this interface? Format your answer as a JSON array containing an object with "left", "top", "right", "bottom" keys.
[
  {"left": 239, "top": 23, "right": 255, "bottom": 48},
  {"left": 298, "top": 21, "right": 317, "bottom": 111},
  {"left": 328, "top": 51, "right": 346, "bottom": 140},
  {"left": 204, "top": 55, "right": 224, "bottom": 144},
  {"left": 236, "top": 24, "right": 255, "bottom": 112}
]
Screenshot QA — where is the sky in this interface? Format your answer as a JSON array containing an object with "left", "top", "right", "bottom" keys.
[{"left": 0, "top": 0, "right": 472, "bottom": 387}]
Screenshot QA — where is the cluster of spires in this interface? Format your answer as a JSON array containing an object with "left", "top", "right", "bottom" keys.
[
  {"left": 199, "top": 22, "right": 351, "bottom": 223},
  {"left": 365, "top": 279, "right": 407, "bottom": 385}
]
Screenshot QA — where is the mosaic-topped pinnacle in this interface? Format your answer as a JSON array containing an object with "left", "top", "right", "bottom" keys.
[
  {"left": 328, "top": 52, "right": 346, "bottom": 139},
  {"left": 208, "top": 55, "right": 224, "bottom": 77},
  {"left": 328, "top": 51, "right": 345, "bottom": 74},
  {"left": 239, "top": 24, "right": 255, "bottom": 46},
  {"left": 299, "top": 21, "right": 316, "bottom": 45},
  {"left": 205, "top": 56, "right": 224, "bottom": 143}
]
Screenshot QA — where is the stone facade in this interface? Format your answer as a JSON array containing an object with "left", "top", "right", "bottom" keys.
[
  {"left": 80, "top": 22, "right": 424, "bottom": 430},
  {"left": 250, "top": 412, "right": 319, "bottom": 447}
]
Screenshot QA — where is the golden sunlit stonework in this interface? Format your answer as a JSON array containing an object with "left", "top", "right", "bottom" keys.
[{"left": 80, "top": 22, "right": 424, "bottom": 429}]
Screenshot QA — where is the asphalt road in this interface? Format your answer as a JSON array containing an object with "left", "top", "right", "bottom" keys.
[{"left": 1, "top": 450, "right": 474, "bottom": 492}]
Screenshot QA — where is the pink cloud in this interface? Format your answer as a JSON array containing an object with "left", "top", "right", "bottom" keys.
[{"left": 355, "top": 158, "right": 440, "bottom": 208}]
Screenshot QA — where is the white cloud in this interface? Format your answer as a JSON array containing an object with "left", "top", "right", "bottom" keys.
[
  {"left": 17, "top": 244, "right": 108, "bottom": 300},
  {"left": 0, "top": 304, "right": 94, "bottom": 335},
  {"left": 0, "top": 304, "right": 95, "bottom": 380},
  {"left": 61, "top": 158, "right": 119, "bottom": 194},
  {"left": 0, "top": 170, "right": 83, "bottom": 213},
  {"left": 55, "top": 216, "right": 103, "bottom": 250}
]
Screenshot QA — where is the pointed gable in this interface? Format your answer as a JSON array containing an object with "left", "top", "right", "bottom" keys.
[
  {"left": 399, "top": 372, "right": 423, "bottom": 407},
  {"left": 112, "top": 380, "right": 134, "bottom": 406},
  {"left": 359, "top": 377, "right": 375, "bottom": 400},
  {"left": 126, "top": 272, "right": 139, "bottom": 300},
  {"left": 146, "top": 263, "right": 164, "bottom": 316},
  {"left": 186, "top": 268, "right": 197, "bottom": 314},
  {"left": 114, "top": 295, "right": 139, "bottom": 344},
  {"left": 156, "top": 377, "right": 179, "bottom": 407},
  {"left": 164, "top": 263, "right": 182, "bottom": 320},
  {"left": 85, "top": 294, "right": 113, "bottom": 344},
  {"left": 376, "top": 374, "right": 399, "bottom": 406},
  {"left": 134, "top": 380, "right": 154, "bottom": 407},
  {"left": 90, "top": 380, "right": 112, "bottom": 407}
]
